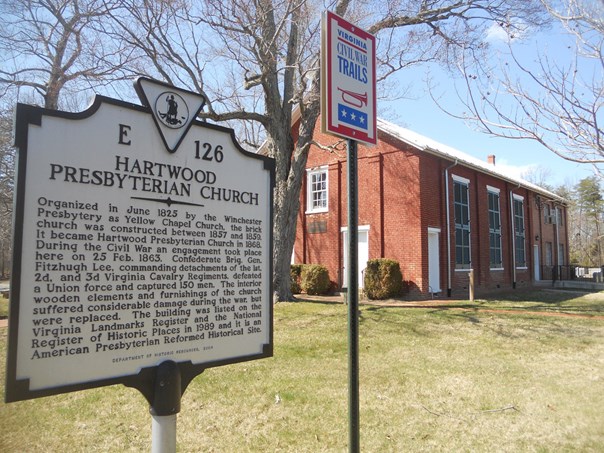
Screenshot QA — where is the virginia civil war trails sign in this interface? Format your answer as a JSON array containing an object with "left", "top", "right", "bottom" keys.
[
  {"left": 5, "top": 78, "right": 274, "bottom": 402},
  {"left": 321, "top": 10, "right": 377, "bottom": 145}
]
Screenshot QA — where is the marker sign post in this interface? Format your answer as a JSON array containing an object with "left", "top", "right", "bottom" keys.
[
  {"left": 5, "top": 78, "right": 274, "bottom": 450},
  {"left": 321, "top": 11, "right": 376, "bottom": 453}
]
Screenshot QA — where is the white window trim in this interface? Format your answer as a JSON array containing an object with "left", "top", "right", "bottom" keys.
[
  {"left": 555, "top": 207, "right": 563, "bottom": 226},
  {"left": 306, "top": 166, "right": 329, "bottom": 214},
  {"left": 558, "top": 243, "right": 565, "bottom": 265},
  {"left": 453, "top": 179, "right": 471, "bottom": 270},
  {"left": 341, "top": 225, "right": 371, "bottom": 233},
  {"left": 513, "top": 197, "right": 527, "bottom": 268},
  {"left": 452, "top": 174, "right": 470, "bottom": 185},
  {"left": 487, "top": 189, "right": 503, "bottom": 270}
]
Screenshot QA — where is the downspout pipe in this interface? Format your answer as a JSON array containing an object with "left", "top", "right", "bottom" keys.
[
  {"left": 509, "top": 183, "right": 521, "bottom": 289},
  {"left": 444, "top": 159, "right": 458, "bottom": 297},
  {"left": 553, "top": 203, "right": 560, "bottom": 269}
]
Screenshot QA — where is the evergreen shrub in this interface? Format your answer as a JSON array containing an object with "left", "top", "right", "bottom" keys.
[
  {"left": 364, "top": 259, "right": 403, "bottom": 300},
  {"left": 300, "top": 264, "right": 331, "bottom": 295},
  {"left": 290, "top": 264, "right": 303, "bottom": 294}
]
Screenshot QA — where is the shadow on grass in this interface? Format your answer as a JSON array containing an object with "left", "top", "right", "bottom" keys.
[
  {"left": 425, "top": 307, "right": 600, "bottom": 340},
  {"left": 481, "top": 287, "right": 584, "bottom": 302},
  {"left": 290, "top": 296, "right": 343, "bottom": 305},
  {"left": 368, "top": 300, "right": 604, "bottom": 318},
  {"left": 359, "top": 287, "right": 604, "bottom": 317},
  {"left": 478, "top": 288, "right": 604, "bottom": 315},
  {"left": 363, "top": 304, "right": 600, "bottom": 341},
  {"left": 481, "top": 287, "right": 599, "bottom": 301}
]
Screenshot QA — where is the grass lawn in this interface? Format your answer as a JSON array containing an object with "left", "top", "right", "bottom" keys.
[{"left": 1, "top": 290, "right": 603, "bottom": 452}]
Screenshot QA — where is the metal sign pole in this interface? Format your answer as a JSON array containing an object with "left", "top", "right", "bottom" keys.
[
  {"left": 151, "top": 415, "right": 176, "bottom": 453},
  {"left": 347, "top": 139, "right": 360, "bottom": 453},
  {"left": 150, "top": 361, "right": 181, "bottom": 453}
]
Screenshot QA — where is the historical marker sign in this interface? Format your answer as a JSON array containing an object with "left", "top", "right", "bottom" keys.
[
  {"left": 5, "top": 78, "right": 274, "bottom": 402},
  {"left": 321, "top": 11, "right": 377, "bottom": 145}
]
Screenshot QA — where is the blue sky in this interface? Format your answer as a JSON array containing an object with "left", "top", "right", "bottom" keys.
[
  {"left": 378, "top": 20, "right": 598, "bottom": 190},
  {"left": 382, "top": 94, "right": 594, "bottom": 188}
]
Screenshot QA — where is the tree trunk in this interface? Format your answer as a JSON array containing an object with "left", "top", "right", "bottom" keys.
[
  {"left": 272, "top": 177, "right": 302, "bottom": 302},
  {"left": 271, "top": 98, "right": 320, "bottom": 302}
]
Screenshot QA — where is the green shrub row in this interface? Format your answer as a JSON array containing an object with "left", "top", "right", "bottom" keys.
[
  {"left": 290, "top": 264, "right": 303, "bottom": 294},
  {"left": 291, "top": 264, "right": 331, "bottom": 295},
  {"left": 364, "top": 259, "right": 403, "bottom": 300}
]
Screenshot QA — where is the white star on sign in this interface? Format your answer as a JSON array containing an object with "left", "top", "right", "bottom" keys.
[{"left": 351, "top": 113, "right": 356, "bottom": 121}]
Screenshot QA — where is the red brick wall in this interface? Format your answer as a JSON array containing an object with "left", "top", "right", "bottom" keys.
[
  {"left": 373, "top": 135, "right": 423, "bottom": 292},
  {"left": 529, "top": 195, "right": 569, "bottom": 278},
  {"left": 293, "top": 119, "right": 569, "bottom": 297}
]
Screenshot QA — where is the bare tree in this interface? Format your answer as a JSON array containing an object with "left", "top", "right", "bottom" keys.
[
  {"left": 0, "top": 0, "right": 137, "bottom": 277},
  {"left": 106, "top": 0, "right": 549, "bottom": 301},
  {"left": 448, "top": 0, "right": 604, "bottom": 174},
  {"left": 0, "top": 108, "right": 14, "bottom": 277},
  {"left": 0, "top": 0, "right": 132, "bottom": 110},
  {"left": 521, "top": 165, "right": 555, "bottom": 191},
  {"left": 574, "top": 176, "right": 604, "bottom": 265}
]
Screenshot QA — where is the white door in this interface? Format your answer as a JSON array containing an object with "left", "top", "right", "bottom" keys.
[
  {"left": 342, "top": 227, "right": 369, "bottom": 288},
  {"left": 534, "top": 245, "right": 540, "bottom": 281},
  {"left": 428, "top": 229, "right": 441, "bottom": 293}
]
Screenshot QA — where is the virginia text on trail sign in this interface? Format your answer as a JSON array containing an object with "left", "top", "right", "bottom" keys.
[
  {"left": 321, "top": 11, "right": 377, "bottom": 146},
  {"left": 5, "top": 78, "right": 274, "bottom": 403}
]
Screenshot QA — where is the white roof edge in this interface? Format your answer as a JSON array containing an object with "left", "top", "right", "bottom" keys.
[{"left": 377, "top": 118, "right": 566, "bottom": 204}]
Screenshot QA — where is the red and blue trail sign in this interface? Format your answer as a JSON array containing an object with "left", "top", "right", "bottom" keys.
[{"left": 321, "top": 11, "right": 377, "bottom": 145}]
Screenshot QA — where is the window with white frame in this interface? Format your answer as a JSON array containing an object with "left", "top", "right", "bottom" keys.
[
  {"left": 487, "top": 188, "right": 502, "bottom": 268},
  {"left": 558, "top": 243, "right": 565, "bottom": 265},
  {"left": 543, "top": 204, "right": 551, "bottom": 224},
  {"left": 556, "top": 207, "right": 564, "bottom": 226},
  {"left": 513, "top": 195, "right": 526, "bottom": 267},
  {"left": 545, "top": 242, "right": 553, "bottom": 266},
  {"left": 306, "top": 167, "right": 328, "bottom": 213},
  {"left": 453, "top": 176, "right": 471, "bottom": 269}
]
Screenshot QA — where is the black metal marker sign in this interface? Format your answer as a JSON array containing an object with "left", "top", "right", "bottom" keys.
[{"left": 5, "top": 78, "right": 274, "bottom": 403}]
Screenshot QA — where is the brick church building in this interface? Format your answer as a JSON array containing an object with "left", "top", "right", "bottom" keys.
[{"left": 293, "top": 117, "right": 569, "bottom": 298}]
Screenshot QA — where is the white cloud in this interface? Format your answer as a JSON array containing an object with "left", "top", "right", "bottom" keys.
[
  {"left": 485, "top": 24, "right": 510, "bottom": 43},
  {"left": 494, "top": 159, "right": 537, "bottom": 180},
  {"left": 484, "top": 20, "right": 530, "bottom": 44}
]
